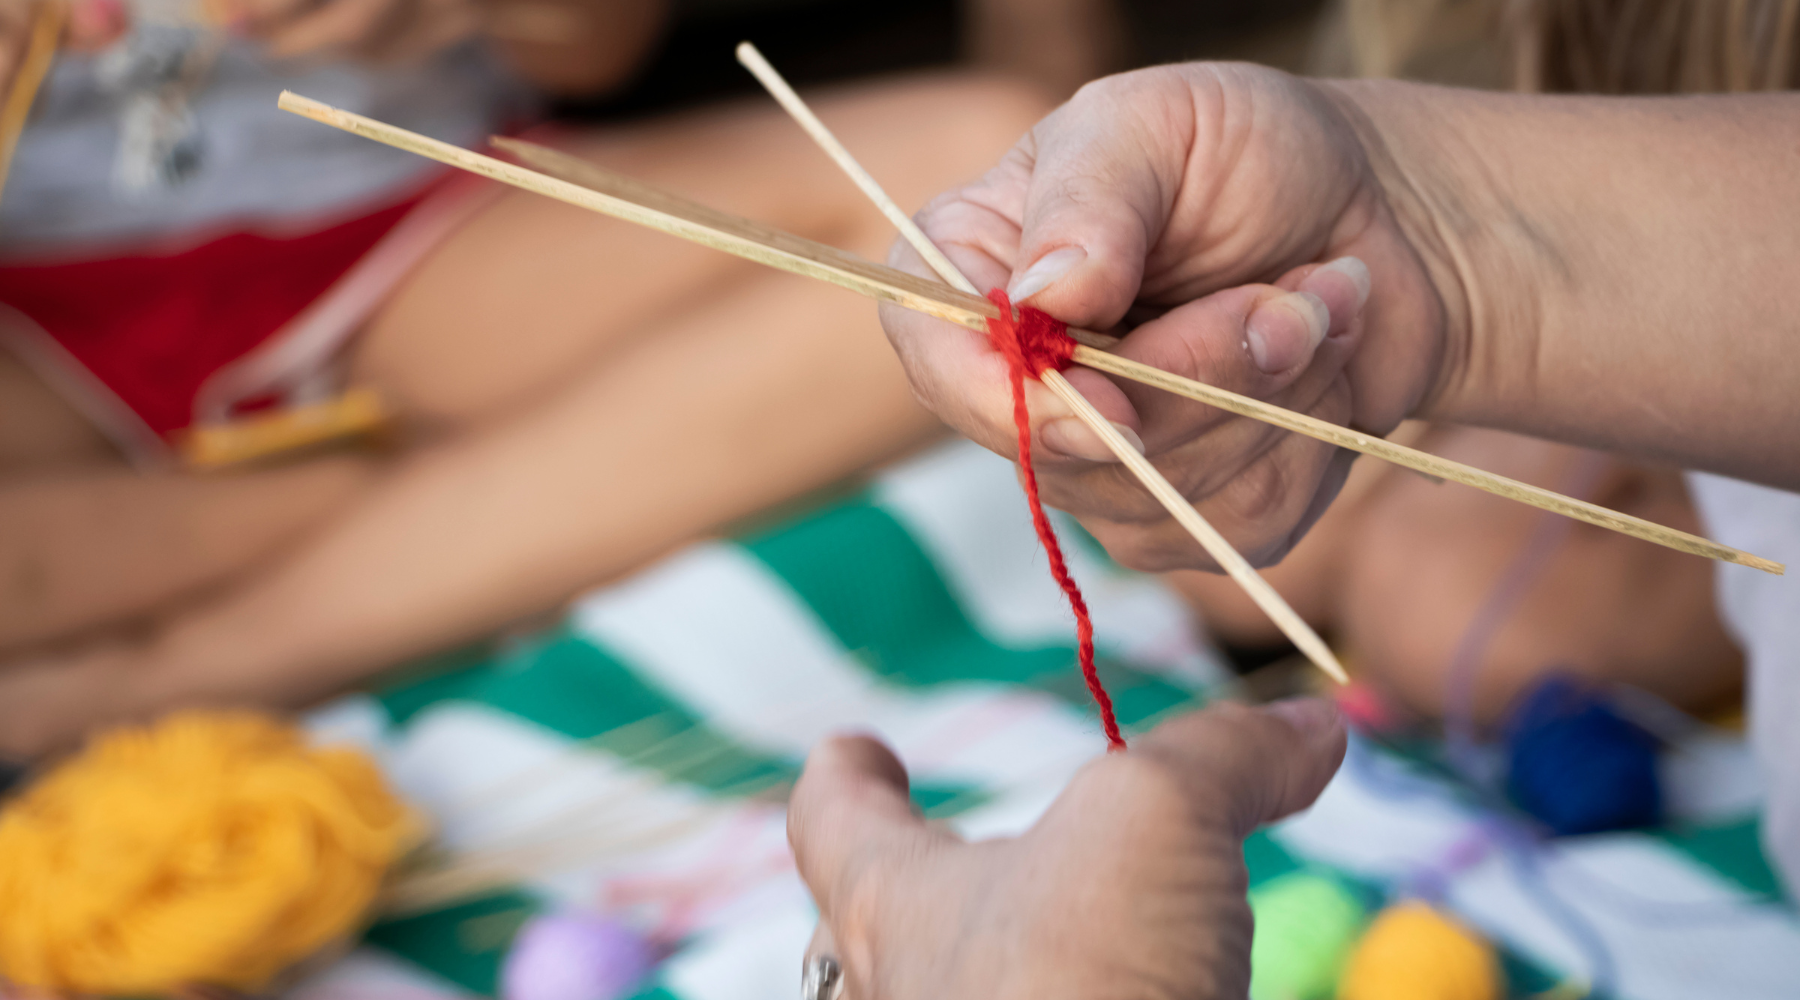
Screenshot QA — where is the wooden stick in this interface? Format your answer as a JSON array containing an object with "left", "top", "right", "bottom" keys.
[
  {"left": 734, "top": 53, "right": 1347, "bottom": 683},
  {"left": 491, "top": 134, "right": 1118, "bottom": 353},
  {"left": 1070, "top": 347, "right": 1782, "bottom": 574},
  {"left": 283, "top": 92, "right": 1008, "bottom": 332},
  {"left": 0, "top": 1, "right": 65, "bottom": 203},
  {"left": 1037, "top": 369, "right": 1347, "bottom": 681},
  {"left": 493, "top": 137, "right": 1777, "bottom": 578},
  {"left": 735, "top": 41, "right": 975, "bottom": 296},
  {"left": 275, "top": 93, "right": 1782, "bottom": 577}
]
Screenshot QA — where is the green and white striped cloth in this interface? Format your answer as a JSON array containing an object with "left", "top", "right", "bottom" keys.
[{"left": 293, "top": 442, "right": 1798, "bottom": 1000}]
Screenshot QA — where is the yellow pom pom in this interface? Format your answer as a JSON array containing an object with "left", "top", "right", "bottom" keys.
[
  {"left": 1338, "top": 902, "right": 1501, "bottom": 1000},
  {"left": 0, "top": 711, "right": 419, "bottom": 997}
]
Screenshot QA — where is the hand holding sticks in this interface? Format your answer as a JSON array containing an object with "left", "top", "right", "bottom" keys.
[
  {"left": 275, "top": 86, "right": 1780, "bottom": 688},
  {"left": 730, "top": 43, "right": 1354, "bottom": 681}
]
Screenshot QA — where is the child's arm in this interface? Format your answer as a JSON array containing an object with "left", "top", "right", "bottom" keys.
[
  {"left": 230, "top": 0, "right": 667, "bottom": 98},
  {"left": 484, "top": 0, "right": 667, "bottom": 96}
]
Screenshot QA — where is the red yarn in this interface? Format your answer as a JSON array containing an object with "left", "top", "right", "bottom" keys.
[{"left": 985, "top": 289, "right": 1125, "bottom": 752}]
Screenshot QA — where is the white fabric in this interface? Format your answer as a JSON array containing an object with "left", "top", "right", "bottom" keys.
[
  {"left": 1686, "top": 472, "right": 1800, "bottom": 899},
  {"left": 0, "top": 35, "right": 524, "bottom": 256}
]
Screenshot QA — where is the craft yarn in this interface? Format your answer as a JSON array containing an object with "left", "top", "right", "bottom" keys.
[
  {"left": 1337, "top": 901, "right": 1500, "bottom": 1000},
  {"left": 1503, "top": 674, "right": 1662, "bottom": 836},
  {"left": 502, "top": 911, "right": 657, "bottom": 1000},
  {"left": 984, "top": 288, "right": 1123, "bottom": 750},
  {"left": 1248, "top": 871, "right": 1367, "bottom": 1000},
  {"left": 0, "top": 710, "right": 418, "bottom": 997}
]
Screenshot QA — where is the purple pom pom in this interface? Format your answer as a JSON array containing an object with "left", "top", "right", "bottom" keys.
[{"left": 501, "top": 912, "right": 656, "bottom": 1000}]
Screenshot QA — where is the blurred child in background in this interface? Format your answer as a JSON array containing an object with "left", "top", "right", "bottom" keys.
[
  {"left": 0, "top": 0, "right": 1058, "bottom": 756},
  {"left": 6, "top": 0, "right": 1766, "bottom": 759}
]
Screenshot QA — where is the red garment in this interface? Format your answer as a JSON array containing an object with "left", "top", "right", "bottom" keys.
[{"left": 0, "top": 198, "right": 417, "bottom": 438}]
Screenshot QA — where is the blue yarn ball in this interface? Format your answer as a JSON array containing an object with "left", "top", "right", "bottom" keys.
[{"left": 1503, "top": 674, "right": 1662, "bottom": 836}]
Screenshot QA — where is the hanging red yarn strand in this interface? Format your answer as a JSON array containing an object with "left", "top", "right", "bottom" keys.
[{"left": 984, "top": 289, "right": 1125, "bottom": 752}]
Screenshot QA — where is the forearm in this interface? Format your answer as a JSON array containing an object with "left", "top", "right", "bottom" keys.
[
  {"left": 1337, "top": 81, "right": 1800, "bottom": 487},
  {"left": 487, "top": 0, "right": 667, "bottom": 96}
]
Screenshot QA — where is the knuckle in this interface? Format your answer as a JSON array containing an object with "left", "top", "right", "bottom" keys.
[
  {"left": 1088, "top": 519, "right": 1205, "bottom": 574},
  {"left": 1072, "top": 751, "right": 1197, "bottom": 829},
  {"left": 1216, "top": 457, "right": 1292, "bottom": 532},
  {"left": 1113, "top": 535, "right": 1193, "bottom": 574}
]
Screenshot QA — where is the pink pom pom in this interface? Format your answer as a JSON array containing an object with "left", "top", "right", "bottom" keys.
[
  {"left": 1335, "top": 680, "right": 1401, "bottom": 734},
  {"left": 501, "top": 912, "right": 656, "bottom": 1000}
]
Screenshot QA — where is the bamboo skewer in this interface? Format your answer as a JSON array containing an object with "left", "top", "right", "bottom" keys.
[
  {"left": 0, "top": 1, "right": 65, "bottom": 203},
  {"left": 734, "top": 42, "right": 972, "bottom": 297},
  {"left": 731, "top": 48, "right": 1348, "bottom": 684},
  {"left": 281, "top": 92, "right": 1008, "bottom": 333},
  {"left": 1036, "top": 370, "right": 1348, "bottom": 681},
  {"left": 274, "top": 92, "right": 1781, "bottom": 577},
  {"left": 1067, "top": 348, "right": 1779, "bottom": 574},
  {"left": 505, "top": 137, "right": 1779, "bottom": 579}
]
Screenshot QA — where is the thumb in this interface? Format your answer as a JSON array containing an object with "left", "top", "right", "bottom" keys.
[
  {"left": 1005, "top": 70, "right": 1199, "bottom": 327},
  {"left": 787, "top": 735, "right": 930, "bottom": 918},
  {"left": 1136, "top": 699, "right": 1347, "bottom": 838},
  {"left": 789, "top": 735, "right": 955, "bottom": 996}
]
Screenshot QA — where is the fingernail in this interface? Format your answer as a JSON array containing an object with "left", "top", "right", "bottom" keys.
[
  {"left": 1265, "top": 698, "right": 1341, "bottom": 739},
  {"left": 1039, "top": 418, "right": 1142, "bottom": 462},
  {"left": 1245, "top": 291, "right": 1328, "bottom": 374},
  {"left": 1007, "top": 246, "right": 1087, "bottom": 303},
  {"left": 1311, "top": 256, "right": 1370, "bottom": 309}
]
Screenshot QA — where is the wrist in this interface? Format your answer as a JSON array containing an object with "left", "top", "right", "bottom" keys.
[{"left": 1317, "top": 79, "right": 1548, "bottom": 427}]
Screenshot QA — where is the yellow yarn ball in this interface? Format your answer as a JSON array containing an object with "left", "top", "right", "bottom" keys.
[
  {"left": 1337, "top": 902, "right": 1501, "bottom": 1000},
  {"left": 0, "top": 711, "right": 418, "bottom": 997}
]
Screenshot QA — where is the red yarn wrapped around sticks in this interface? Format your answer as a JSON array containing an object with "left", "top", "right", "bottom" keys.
[{"left": 985, "top": 289, "right": 1124, "bottom": 751}]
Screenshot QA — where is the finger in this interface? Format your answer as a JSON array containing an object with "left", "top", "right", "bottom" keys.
[
  {"left": 879, "top": 223, "right": 1142, "bottom": 471},
  {"left": 1005, "top": 69, "right": 1203, "bottom": 328},
  {"left": 1136, "top": 699, "right": 1346, "bottom": 838},
  {"left": 1124, "top": 258, "right": 1368, "bottom": 447},
  {"left": 1073, "top": 431, "right": 1352, "bottom": 572},
  {"left": 788, "top": 735, "right": 943, "bottom": 997},
  {"left": 787, "top": 734, "right": 925, "bottom": 917},
  {"left": 1038, "top": 282, "right": 1319, "bottom": 466},
  {"left": 1037, "top": 253, "right": 1367, "bottom": 466},
  {"left": 1032, "top": 256, "right": 1365, "bottom": 522},
  {"left": 1276, "top": 256, "right": 1371, "bottom": 336}
]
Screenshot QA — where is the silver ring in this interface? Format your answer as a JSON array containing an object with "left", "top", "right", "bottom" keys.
[{"left": 802, "top": 953, "right": 845, "bottom": 1000}]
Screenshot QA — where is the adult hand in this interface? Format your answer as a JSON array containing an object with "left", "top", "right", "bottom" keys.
[
  {"left": 787, "top": 700, "right": 1348, "bottom": 1000},
  {"left": 880, "top": 62, "right": 1448, "bottom": 571}
]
